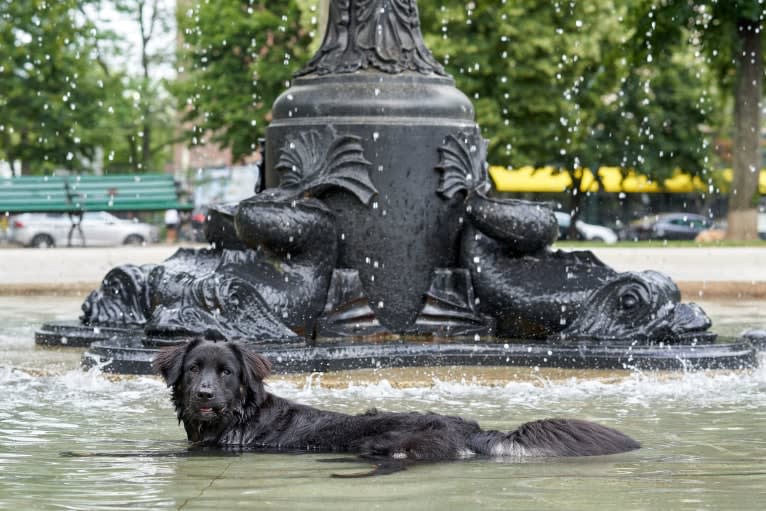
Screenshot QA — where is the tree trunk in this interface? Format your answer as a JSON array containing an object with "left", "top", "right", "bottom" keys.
[
  {"left": 726, "top": 18, "right": 762, "bottom": 240},
  {"left": 142, "top": 119, "right": 151, "bottom": 171},
  {"left": 19, "top": 130, "right": 30, "bottom": 175},
  {"left": 127, "top": 135, "right": 139, "bottom": 172}
]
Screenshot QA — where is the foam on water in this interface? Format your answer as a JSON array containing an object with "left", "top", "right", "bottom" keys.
[
  {"left": 2, "top": 352, "right": 764, "bottom": 417},
  {"left": 1, "top": 349, "right": 765, "bottom": 511},
  {"left": 266, "top": 353, "right": 766, "bottom": 415}
]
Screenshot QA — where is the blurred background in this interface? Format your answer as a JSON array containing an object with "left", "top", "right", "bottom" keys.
[{"left": 1, "top": 1, "right": 765, "bottom": 247}]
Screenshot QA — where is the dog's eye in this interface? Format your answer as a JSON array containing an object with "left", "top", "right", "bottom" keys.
[
  {"left": 221, "top": 368, "right": 232, "bottom": 376},
  {"left": 189, "top": 365, "right": 200, "bottom": 373}
]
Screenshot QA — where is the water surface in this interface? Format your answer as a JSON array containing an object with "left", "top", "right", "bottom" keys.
[{"left": 0, "top": 296, "right": 764, "bottom": 510}]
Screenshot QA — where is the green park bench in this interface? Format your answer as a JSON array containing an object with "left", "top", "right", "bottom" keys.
[{"left": 0, "top": 174, "right": 193, "bottom": 214}]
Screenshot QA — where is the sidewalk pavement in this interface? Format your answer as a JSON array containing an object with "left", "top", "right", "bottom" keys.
[
  {"left": 592, "top": 247, "right": 766, "bottom": 300},
  {"left": 0, "top": 244, "right": 203, "bottom": 295},
  {"left": 0, "top": 244, "right": 764, "bottom": 299}
]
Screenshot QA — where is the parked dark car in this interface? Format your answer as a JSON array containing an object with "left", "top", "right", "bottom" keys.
[{"left": 620, "top": 213, "right": 713, "bottom": 241}]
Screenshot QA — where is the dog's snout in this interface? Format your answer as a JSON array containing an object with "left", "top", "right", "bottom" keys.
[
  {"left": 196, "top": 379, "right": 215, "bottom": 400},
  {"left": 196, "top": 388, "right": 214, "bottom": 400}
]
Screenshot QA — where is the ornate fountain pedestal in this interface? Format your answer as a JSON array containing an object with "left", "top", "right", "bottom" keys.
[
  {"left": 36, "top": 0, "right": 759, "bottom": 373},
  {"left": 267, "top": 72, "right": 473, "bottom": 334}
]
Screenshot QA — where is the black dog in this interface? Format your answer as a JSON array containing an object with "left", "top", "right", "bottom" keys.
[{"left": 154, "top": 340, "right": 640, "bottom": 460}]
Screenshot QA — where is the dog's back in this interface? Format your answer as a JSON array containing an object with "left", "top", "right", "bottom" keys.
[
  {"left": 155, "top": 340, "right": 640, "bottom": 459},
  {"left": 469, "top": 418, "right": 640, "bottom": 457}
]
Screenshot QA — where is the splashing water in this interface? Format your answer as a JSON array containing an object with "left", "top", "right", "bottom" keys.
[{"left": 0, "top": 296, "right": 764, "bottom": 509}]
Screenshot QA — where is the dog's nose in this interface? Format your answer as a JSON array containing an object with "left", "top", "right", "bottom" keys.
[{"left": 196, "top": 388, "right": 214, "bottom": 400}]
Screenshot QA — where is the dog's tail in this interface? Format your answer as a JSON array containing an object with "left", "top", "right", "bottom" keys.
[{"left": 469, "top": 418, "right": 640, "bottom": 457}]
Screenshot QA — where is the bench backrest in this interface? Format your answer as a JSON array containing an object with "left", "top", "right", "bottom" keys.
[{"left": 0, "top": 174, "right": 192, "bottom": 213}]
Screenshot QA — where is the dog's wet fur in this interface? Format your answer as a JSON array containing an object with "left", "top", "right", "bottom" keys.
[{"left": 154, "top": 340, "right": 640, "bottom": 461}]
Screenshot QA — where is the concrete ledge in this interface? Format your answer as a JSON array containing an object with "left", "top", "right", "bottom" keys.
[
  {"left": 0, "top": 283, "right": 95, "bottom": 296},
  {"left": 1, "top": 245, "right": 764, "bottom": 300},
  {"left": 0, "top": 245, "right": 204, "bottom": 296},
  {"left": 7, "top": 281, "right": 763, "bottom": 300},
  {"left": 678, "top": 281, "right": 766, "bottom": 300}
]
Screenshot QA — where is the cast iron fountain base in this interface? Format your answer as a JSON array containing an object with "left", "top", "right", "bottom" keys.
[
  {"left": 33, "top": 0, "right": 761, "bottom": 375},
  {"left": 35, "top": 323, "right": 758, "bottom": 373}
]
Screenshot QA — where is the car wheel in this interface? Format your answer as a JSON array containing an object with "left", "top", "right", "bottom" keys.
[
  {"left": 591, "top": 236, "right": 605, "bottom": 242},
  {"left": 123, "top": 234, "right": 145, "bottom": 246},
  {"left": 30, "top": 234, "right": 55, "bottom": 249}
]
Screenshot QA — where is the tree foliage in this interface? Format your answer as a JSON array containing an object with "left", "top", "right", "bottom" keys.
[
  {"left": 0, "top": 0, "right": 177, "bottom": 175},
  {"left": 592, "top": 54, "right": 719, "bottom": 181},
  {"left": 418, "top": 1, "right": 716, "bottom": 178},
  {"left": 172, "top": 0, "right": 313, "bottom": 163},
  {"left": 106, "top": 0, "right": 177, "bottom": 173},
  {"left": 627, "top": 0, "right": 764, "bottom": 239},
  {"left": 417, "top": 0, "right": 717, "bottom": 231},
  {"left": 0, "top": 0, "right": 112, "bottom": 174}
]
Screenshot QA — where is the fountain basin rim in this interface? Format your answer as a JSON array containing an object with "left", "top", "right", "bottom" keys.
[{"left": 80, "top": 335, "right": 758, "bottom": 375}]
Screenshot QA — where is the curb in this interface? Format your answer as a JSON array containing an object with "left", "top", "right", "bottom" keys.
[
  {"left": 4, "top": 281, "right": 764, "bottom": 300},
  {"left": 2, "top": 246, "right": 764, "bottom": 300},
  {"left": 678, "top": 281, "right": 766, "bottom": 300}
]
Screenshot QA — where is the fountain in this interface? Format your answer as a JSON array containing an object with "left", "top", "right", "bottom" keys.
[{"left": 36, "top": 0, "right": 757, "bottom": 373}]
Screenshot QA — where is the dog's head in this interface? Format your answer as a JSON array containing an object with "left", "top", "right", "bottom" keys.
[{"left": 153, "top": 340, "right": 271, "bottom": 434}]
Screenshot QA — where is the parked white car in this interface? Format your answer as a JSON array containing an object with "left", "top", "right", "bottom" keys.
[
  {"left": 554, "top": 212, "right": 618, "bottom": 243},
  {"left": 7, "top": 212, "right": 159, "bottom": 248}
]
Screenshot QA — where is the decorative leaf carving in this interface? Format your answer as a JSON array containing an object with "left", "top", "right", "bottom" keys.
[
  {"left": 296, "top": 0, "right": 447, "bottom": 77},
  {"left": 275, "top": 129, "right": 378, "bottom": 206},
  {"left": 435, "top": 130, "right": 491, "bottom": 199},
  {"left": 276, "top": 131, "right": 326, "bottom": 188}
]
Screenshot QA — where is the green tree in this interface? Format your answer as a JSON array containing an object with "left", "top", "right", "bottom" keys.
[
  {"left": 96, "top": 74, "right": 176, "bottom": 173},
  {"left": 418, "top": 0, "right": 715, "bottom": 233},
  {"left": 419, "top": 1, "right": 623, "bottom": 167},
  {"left": 104, "top": 0, "right": 177, "bottom": 173},
  {"left": 593, "top": 52, "right": 720, "bottom": 183},
  {"left": 0, "top": 0, "right": 112, "bottom": 174},
  {"left": 172, "top": 0, "right": 313, "bottom": 163},
  {"left": 628, "top": 1, "right": 764, "bottom": 240}
]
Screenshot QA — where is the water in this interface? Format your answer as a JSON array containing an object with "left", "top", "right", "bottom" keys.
[{"left": 1, "top": 296, "right": 765, "bottom": 510}]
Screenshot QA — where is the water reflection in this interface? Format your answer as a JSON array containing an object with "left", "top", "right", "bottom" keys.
[{"left": 0, "top": 296, "right": 764, "bottom": 510}]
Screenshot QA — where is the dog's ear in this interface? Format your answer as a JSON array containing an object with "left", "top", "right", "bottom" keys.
[
  {"left": 243, "top": 350, "right": 272, "bottom": 381},
  {"left": 228, "top": 343, "right": 272, "bottom": 404},
  {"left": 153, "top": 340, "right": 197, "bottom": 386}
]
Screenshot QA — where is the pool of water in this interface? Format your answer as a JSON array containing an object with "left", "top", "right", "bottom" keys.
[{"left": 1, "top": 296, "right": 765, "bottom": 510}]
